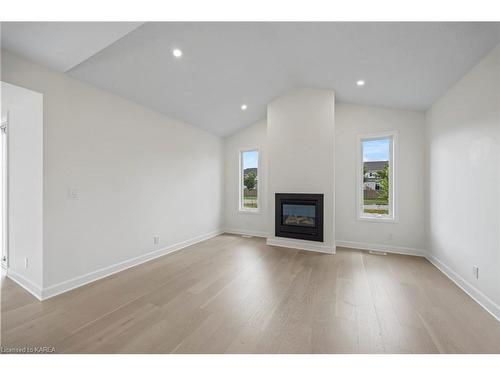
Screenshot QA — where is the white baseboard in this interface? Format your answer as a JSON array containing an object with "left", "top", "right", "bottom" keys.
[
  {"left": 9, "top": 225, "right": 498, "bottom": 323},
  {"left": 426, "top": 254, "right": 500, "bottom": 322},
  {"left": 266, "top": 237, "right": 335, "bottom": 254},
  {"left": 41, "top": 229, "right": 223, "bottom": 300},
  {"left": 6, "top": 269, "right": 43, "bottom": 300},
  {"left": 224, "top": 228, "right": 268, "bottom": 238},
  {"left": 335, "top": 240, "right": 426, "bottom": 257}
]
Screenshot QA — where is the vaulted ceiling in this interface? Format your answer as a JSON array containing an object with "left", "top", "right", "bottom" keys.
[{"left": 2, "top": 22, "right": 500, "bottom": 136}]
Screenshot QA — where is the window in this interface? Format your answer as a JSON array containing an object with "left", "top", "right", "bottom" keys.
[
  {"left": 357, "top": 131, "right": 397, "bottom": 221},
  {"left": 239, "top": 149, "right": 259, "bottom": 211}
]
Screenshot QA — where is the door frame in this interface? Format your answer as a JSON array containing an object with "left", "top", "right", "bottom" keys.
[{"left": 1, "top": 111, "right": 9, "bottom": 270}]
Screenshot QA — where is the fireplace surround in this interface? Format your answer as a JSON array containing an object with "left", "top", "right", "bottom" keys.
[{"left": 275, "top": 193, "right": 324, "bottom": 242}]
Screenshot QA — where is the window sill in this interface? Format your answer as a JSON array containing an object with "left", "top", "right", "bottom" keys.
[
  {"left": 357, "top": 215, "right": 398, "bottom": 224},
  {"left": 239, "top": 208, "right": 260, "bottom": 215}
]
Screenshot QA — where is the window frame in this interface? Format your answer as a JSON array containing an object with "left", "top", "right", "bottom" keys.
[
  {"left": 356, "top": 131, "right": 398, "bottom": 223},
  {"left": 239, "top": 148, "right": 260, "bottom": 214}
]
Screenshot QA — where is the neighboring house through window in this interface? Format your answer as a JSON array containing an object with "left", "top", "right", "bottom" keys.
[{"left": 357, "top": 131, "right": 397, "bottom": 222}]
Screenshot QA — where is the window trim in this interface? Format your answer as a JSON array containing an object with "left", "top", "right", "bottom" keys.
[
  {"left": 356, "top": 131, "right": 398, "bottom": 223},
  {"left": 239, "top": 148, "right": 260, "bottom": 213}
]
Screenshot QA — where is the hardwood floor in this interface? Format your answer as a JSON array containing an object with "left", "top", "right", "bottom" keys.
[{"left": 1, "top": 234, "right": 499, "bottom": 353}]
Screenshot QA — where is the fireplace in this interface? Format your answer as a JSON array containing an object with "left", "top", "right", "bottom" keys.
[{"left": 275, "top": 193, "right": 324, "bottom": 242}]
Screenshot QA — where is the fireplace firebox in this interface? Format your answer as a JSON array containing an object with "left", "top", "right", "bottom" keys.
[{"left": 275, "top": 193, "right": 324, "bottom": 242}]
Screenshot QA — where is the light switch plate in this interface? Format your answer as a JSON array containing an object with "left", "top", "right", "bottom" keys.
[{"left": 68, "top": 188, "right": 80, "bottom": 199}]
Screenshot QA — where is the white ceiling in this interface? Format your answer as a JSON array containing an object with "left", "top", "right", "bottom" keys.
[
  {"left": 2, "top": 22, "right": 500, "bottom": 136},
  {"left": 1, "top": 22, "right": 143, "bottom": 71}
]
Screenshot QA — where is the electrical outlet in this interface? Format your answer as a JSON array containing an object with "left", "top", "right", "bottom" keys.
[
  {"left": 473, "top": 265, "right": 479, "bottom": 279},
  {"left": 388, "top": 233, "right": 393, "bottom": 240},
  {"left": 24, "top": 257, "right": 28, "bottom": 269},
  {"left": 153, "top": 236, "right": 160, "bottom": 245}
]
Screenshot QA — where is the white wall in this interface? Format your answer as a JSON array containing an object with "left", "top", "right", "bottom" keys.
[
  {"left": 1, "top": 81, "right": 43, "bottom": 296},
  {"left": 425, "top": 44, "right": 500, "bottom": 316},
  {"left": 2, "top": 50, "right": 224, "bottom": 293},
  {"left": 266, "top": 88, "right": 335, "bottom": 252},
  {"left": 223, "top": 119, "right": 268, "bottom": 237},
  {"left": 335, "top": 103, "right": 426, "bottom": 254}
]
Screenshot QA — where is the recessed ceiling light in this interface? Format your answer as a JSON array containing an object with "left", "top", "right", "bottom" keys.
[
  {"left": 356, "top": 80, "right": 365, "bottom": 86},
  {"left": 172, "top": 48, "right": 183, "bottom": 58},
  {"left": 241, "top": 104, "right": 248, "bottom": 111}
]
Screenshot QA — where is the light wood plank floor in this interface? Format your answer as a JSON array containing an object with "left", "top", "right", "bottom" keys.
[{"left": 1, "top": 234, "right": 499, "bottom": 353}]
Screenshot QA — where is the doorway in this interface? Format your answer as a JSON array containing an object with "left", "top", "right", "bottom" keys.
[{"left": 1, "top": 112, "right": 7, "bottom": 269}]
